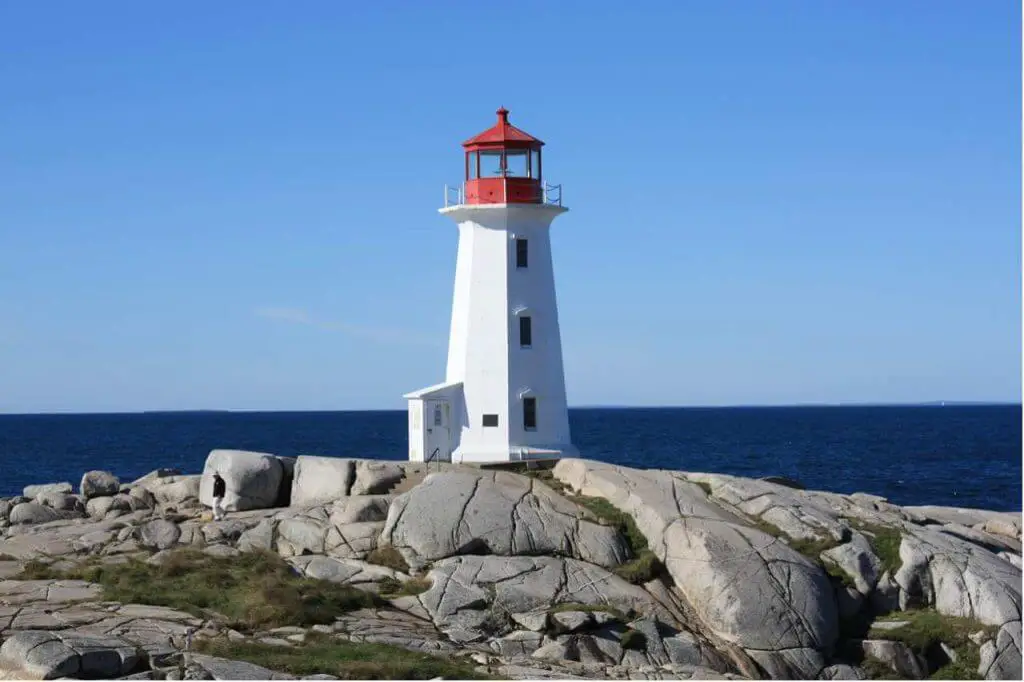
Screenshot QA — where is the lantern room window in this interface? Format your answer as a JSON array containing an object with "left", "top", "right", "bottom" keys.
[
  {"left": 467, "top": 151, "right": 479, "bottom": 180},
  {"left": 505, "top": 150, "right": 528, "bottom": 177},
  {"left": 480, "top": 150, "right": 504, "bottom": 177},
  {"left": 530, "top": 149, "right": 541, "bottom": 180}
]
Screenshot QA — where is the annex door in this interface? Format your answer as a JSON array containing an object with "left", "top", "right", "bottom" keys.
[{"left": 424, "top": 400, "right": 452, "bottom": 463}]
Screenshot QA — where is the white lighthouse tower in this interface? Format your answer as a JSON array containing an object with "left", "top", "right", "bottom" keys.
[{"left": 405, "top": 108, "right": 577, "bottom": 464}]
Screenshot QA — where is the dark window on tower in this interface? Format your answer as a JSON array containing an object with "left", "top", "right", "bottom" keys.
[
  {"left": 516, "top": 238, "right": 528, "bottom": 268},
  {"left": 482, "top": 414, "right": 499, "bottom": 427},
  {"left": 523, "top": 398, "right": 537, "bottom": 430},
  {"left": 519, "top": 316, "right": 532, "bottom": 347}
]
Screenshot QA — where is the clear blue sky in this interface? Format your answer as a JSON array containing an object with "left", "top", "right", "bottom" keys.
[{"left": 1, "top": 0, "right": 1020, "bottom": 413}]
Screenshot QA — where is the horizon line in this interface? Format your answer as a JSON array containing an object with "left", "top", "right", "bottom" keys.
[{"left": 1, "top": 400, "right": 1019, "bottom": 417}]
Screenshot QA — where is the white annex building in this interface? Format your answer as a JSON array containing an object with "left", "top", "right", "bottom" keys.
[{"left": 404, "top": 108, "right": 578, "bottom": 464}]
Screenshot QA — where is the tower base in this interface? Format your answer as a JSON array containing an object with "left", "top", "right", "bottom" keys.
[{"left": 450, "top": 444, "right": 579, "bottom": 464}]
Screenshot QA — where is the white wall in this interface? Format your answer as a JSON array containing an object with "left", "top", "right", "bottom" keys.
[{"left": 440, "top": 203, "right": 575, "bottom": 462}]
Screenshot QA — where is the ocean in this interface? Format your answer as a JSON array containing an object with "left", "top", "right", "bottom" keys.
[{"left": 0, "top": 405, "right": 1019, "bottom": 511}]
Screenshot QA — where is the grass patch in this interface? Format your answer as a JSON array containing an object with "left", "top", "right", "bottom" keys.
[
  {"left": 848, "top": 520, "right": 904, "bottom": 574},
  {"left": 195, "top": 633, "right": 489, "bottom": 680},
  {"left": 365, "top": 546, "right": 410, "bottom": 574},
  {"left": 378, "top": 576, "right": 431, "bottom": 598},
  {"left": 570, "top": 495, "right": 648, "bottom": 555},
  {"left": 19, "top": 548, "right": 376, "bottom": 632},
  {"left": 860, "top": 655, "right": 902, "bottom": 680},
  {"left": 751, "top": 518, "right": 785, "bottom": 538},
  {"left": 613, "top": 549, "right": 663, "bottom": 585},
  {"left": 572, "top": 494, "right": 666, "bottom": 584},
  {"left": 824, "top": 562, "right": 858, "bottom": 590},
  {"left": 620, "top": 628, "right": 647, "bottom": 651},
  {"left": 548, "top": 602, "right": 629, "bottom": 621},
  {"left": 870, "top": 609, "right": 997, "bottom": 680},
  {"left": 519, "top": 467, "right": 572, "bottom": 495},
  {"left": 788, "top": 535, "right": 841, "bottom": 559}
]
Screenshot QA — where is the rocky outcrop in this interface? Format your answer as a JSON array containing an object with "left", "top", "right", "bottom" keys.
[
  {"left": 2, "top": 457, "right": 1020, "bottom": 681},
  {"left": 553, "top": 459, "right": 839, "bottom": 678},
  {"left": 380, "top": 470, "right": 631, "bottom": 570},
  {"left": 200, "top": 450, "right": 284, "bottom": 511}
]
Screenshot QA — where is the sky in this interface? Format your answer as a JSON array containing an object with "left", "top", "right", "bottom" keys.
[{"left": 0, "top": 0, "right": 1020, "bottom": 413}]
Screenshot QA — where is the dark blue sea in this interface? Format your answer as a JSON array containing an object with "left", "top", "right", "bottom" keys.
[{"left": 0, "top": 406, "right": 1020, "bottom": 511}]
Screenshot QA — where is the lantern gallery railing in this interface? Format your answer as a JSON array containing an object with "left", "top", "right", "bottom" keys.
[{"left": 443, "top": 183, "right": 564, "bottom": 208}]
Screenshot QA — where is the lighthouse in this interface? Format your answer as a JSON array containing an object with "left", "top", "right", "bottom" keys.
[{"left": 404, "top": 108, "right": 577, "bottom": 464}]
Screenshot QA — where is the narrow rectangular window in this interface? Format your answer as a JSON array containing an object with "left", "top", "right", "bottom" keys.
[
  {"left": 482, "top": 414, "right": 499, "bottom": 427},
  {"left": 516, "top": 238, "right": 528, "bottom": 268},
  {"left": 523, "top": 398, "right": 537, "bottom": 430},
  {"left": 519, "top": 316, "right": 532, "bottom": 347}
]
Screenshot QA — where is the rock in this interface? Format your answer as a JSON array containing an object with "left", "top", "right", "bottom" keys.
[
  {"left": 139, "top": 519, "right": 182, "bottom": 550},
  {"left": 978, "top": 620, "right": 1022, "bottom": 680},
  {"left": 329, "top": 496, "right": 391, "bottom": 524},
  {"left": 275, "top": 512, "right": 330, "bottom": 556},
  {"left": 131, "top": 468, "right": 182, "bottom": 485},
  {"left": 201, "top": 518, "right": 262, "bottom": 545},
  {"left": 553, "top": 459, "right": 838, "bottom": 678},
  {"left": 86, "top": 495, "right": 132, "bottom": 519},
  {"left": 81, "top": 471, "right": 121, "bottom": 498},
  {"left": 36, "top": 492, "right": 83, "bottom": 513},
  {"left": 74, "top": 530, "right": 116, "bottom": 553},
  {"left": 201, "top": 450, "right": 285, "bottom": 511},
  {"left": 325, "top": 521, "right": 382, "bottom": 559},
  {"left": 0, "top": 630, "right": 140, "bottom": 679},
  {"left": 203, "top": 544, "right": 240, "bottom": 558},
  {"left": 512, "top": 612, "right": 549, "bottom": 632},
  {"left": 419, "top": 555, "right": 674, "bottom": 638},
  {"left": 128, "top": 486, "right": 156, "bottom": 511},
  {"left": 24, "top": 482, "right": 74, "bottom": 499},
  {"left": 821, "top": 533, "right": 882, "bottom": 595},
  {"left": 532, "top": 639, "right": 575, "bottom": 662},
  {"left": 894, "top": 526, "right": 1021, "bottom": 626},
  {"left": 903, "top": 505, "right": 1001, "bottom": 529},
  {"left": 551, "top": 611, "right": 592, "bottom": 633},
  {"left": 0, "top": 498, "right": 15, "bottom": 521},
  {"left": 493, "top": 630, "right": 546, "bottom": 658},
  {"left": 8, "top": 502, "right": 62, "bottom": 525},
  {"left": 861, "top": 639, "right": 927, "bottom": 679},
  {"left": 984, "top": 516, "right": 1022, "bottom": 541},
  {"left": 351, "top": 460, "right": 404, "bottom": 495},
  {"left": 380, "top": 470, "right": 630, "bottom": 569},
  {"left": 820, "top": 664, "right": 867, "bottom": 679},
  {"left": 140, "top": 475, "right": 201, "bottom": 506},
  {"left": 290, "top": 456, "right": 355, "bottom": 507},
  {"left": 237, "top": 519, "right": 277, "bottom": 552},
  {"left": 289, "top": 555, "right": 405, "bottom": 585}
]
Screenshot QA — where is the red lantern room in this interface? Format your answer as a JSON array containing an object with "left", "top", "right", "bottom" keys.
[{"left": 462, "top": 107, "right": 544, "bottom": 205}]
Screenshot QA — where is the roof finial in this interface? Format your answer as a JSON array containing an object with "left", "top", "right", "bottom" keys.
[{"left": 497, "top": 107, "right": 509, "bottom": 126}]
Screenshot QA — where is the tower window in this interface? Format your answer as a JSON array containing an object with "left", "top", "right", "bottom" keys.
[
  {"left": 523, "top": 397, "right": 537, "bottom": 430},
  {"left": 519, "top": 316, "right": 532, "bottom": 348},
  {"left": 482, "top": 414, "right": 499, "bottom": 427},
  {"left": 516, "top": 238, "right": 528, "bottom": 268}
]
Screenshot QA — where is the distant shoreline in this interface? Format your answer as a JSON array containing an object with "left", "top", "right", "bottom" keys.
[{"left": 1, "top": 402, "right": 1019, "bottom": 417}]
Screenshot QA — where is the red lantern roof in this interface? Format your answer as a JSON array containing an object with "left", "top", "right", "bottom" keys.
[{"left": 462, "top": 107, "right": 544, "bottom": 149}]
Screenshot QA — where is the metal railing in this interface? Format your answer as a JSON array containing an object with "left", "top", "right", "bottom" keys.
[
  {"left": 426, "top": 446, "right": 441, "bottom": 472},
  {"left": 443, "top": 182, "right": 563, "bottom": 208}
]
